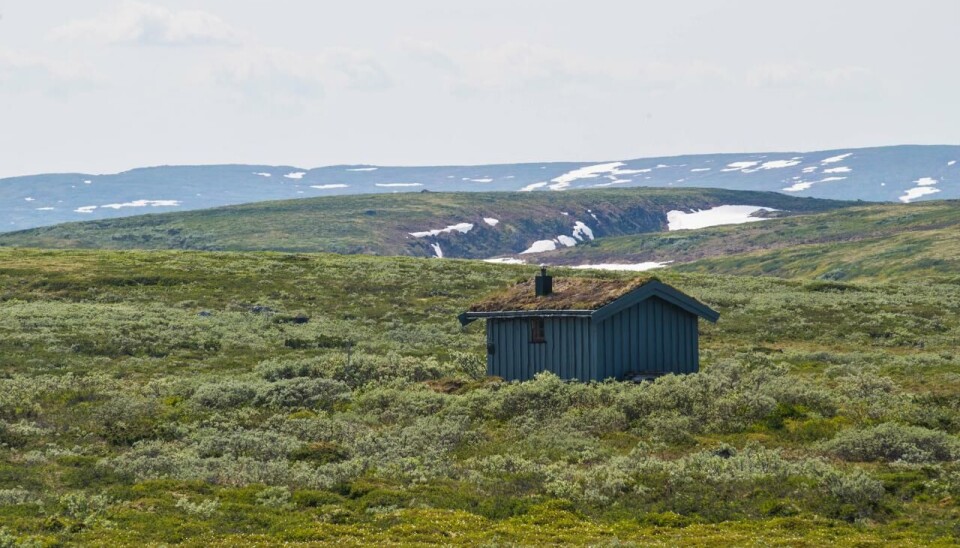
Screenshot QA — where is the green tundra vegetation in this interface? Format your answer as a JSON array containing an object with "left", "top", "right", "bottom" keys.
[
  {"left": 545, "top": 200, "right": 960, "bottom": 282},
  {"left": 0, "top": 188, "right": 847, "bottom": 259},
  {"left": 1, "top": 247, "right": 959, "bottom": 546}
]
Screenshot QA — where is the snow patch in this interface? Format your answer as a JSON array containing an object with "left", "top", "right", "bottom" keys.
[
  {"left": 823, "top": 166, "right": 851, "bottom": 174},
  {"left": 483, "top": 217, "right": 499, "bottom": 227},
  {"left": 782, "top": 176, "right": 847, "bottom": 192},
  {"left": 346, "top": 167, "right": 378, "bottom": 172},
  {"left": 100, "top": 200, "right": 181, "bottom": 210},
  {"left": 465, "top": 178, "right": 493, "bottom": 183},
  {"left": 759, "top": 158, "right": 802, "bottom": 169},
  {"left": 430, "top": 243, "right": 443, "bottom": 258},
  {"left": 690, "top": 168, "right": 711, "bottom": 172},
  {"left": 802, "top": 166, "right": 818, "bottom": 173},
  {"left": 376, "top": 183, "right": 422, "bottom": 187},
  {"left": 900, "top": 186, "right": 940, "bottom": 203},
  {"left": 520, "top": 240, "right": 557, "bottom": 254},
  {"left": 253, "top": 172, "right": 272, "bottom": 177},
  {"left": 667, "top": 205, "right": 776, "bottom": 230},
  {"left": 948, "top": 161, "right": 957, "bottom": 166},
  {"left": 572, "top": 221, "right": 594, "bottom": 241},
  {"left": 572, "top": 262, "right": 671, "bottom": 272},
  {"left": 556, "top": 235, "right": 578, "bottom": 247},
  {"left": 900, "top": 177, "right": 941, "bottom": 203},
  {"left": 782, "top": 181, "right": 814, "bottom": 192},
  {"left": 821, "top": 153, "right": 852, "bottom": 164},
  {"left": 36, "top": 207, "right": 55, "bottom": 211},
  {"left": 547, "top": 162, "right": 645, "bottom": 191},
  {"left": 24, "top": 197, "right": 34, "bottom": 202},
  {"left": 310, "top": 184, "right": 348, "bottom": 190},
  {"left": 721, "top": 161, "right": 760, "bottom": 172},
  {"left": 75, "top": 206, "right": 97, "bottom": 213},
  {"left": 283, "top": 172, "right": 306, "bottom": 179},
  {"left": 83, "top": 180, "right": 92, "bottom": 184},
  {"left": 483, "top": 258, "right": 526, "bottom": 264},
  {"left": 519, "top": 182, "right": 548, "bottom": 192},
  {"left": 409, "top": 223, "right": 474, "bottom": 238}
]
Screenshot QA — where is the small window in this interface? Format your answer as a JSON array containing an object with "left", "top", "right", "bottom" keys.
[{"left": 530, "top": 318, "right": 546, "bottom": 344}]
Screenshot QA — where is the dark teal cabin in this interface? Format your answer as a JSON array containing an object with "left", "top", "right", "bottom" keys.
[{"left": 459, "top": 269, "right": 719, "bottom": 382}]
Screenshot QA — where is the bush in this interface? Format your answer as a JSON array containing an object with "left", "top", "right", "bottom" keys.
[
  {"left": 256, "top": 486, "right": 293, "bottom": 509},
  {"left": 93, "top": 394, "right": 162, "bottom": 445},
  {"left": 822, "top": 423, "right": 960, "bottom": 463},
  {"left": 190, "top": 380, "right": 258, "bottom": 409},
  {"left": 255, "top": 357, "right": 325, "bottom": 382},
  {"left": 255, "top": 378, "right": 350, "bottom": 410},
  {"left": 175, "top": 495, "right": 220, "bottom": 518}
]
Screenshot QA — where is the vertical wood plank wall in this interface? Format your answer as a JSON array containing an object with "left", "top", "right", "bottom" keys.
[
  {"left": 487, "top": 317, "right": 592, "bottom": 381},
  {"left": 485, "top": 296, "right": 699, "bottom": 381},
  {"left": 594, "top": 296, "right": 699, "bottom": 380}
]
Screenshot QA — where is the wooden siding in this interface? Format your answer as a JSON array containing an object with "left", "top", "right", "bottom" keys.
[
  {"left": 593, "top": 295, "right": 699, "bottom": 380},
  {"left": 487, "top": 317, "right": 592, "bottom": 381}
]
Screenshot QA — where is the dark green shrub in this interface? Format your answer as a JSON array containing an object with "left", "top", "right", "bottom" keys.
[
  {"left": 190, "top": 380, "right": 258, "bottom": 409},
  {"left": 93, "top": 394, "right": 162, "bottom": 445},
  {"left": 290, "top": 442, "right": 349, "bottom": 465}
]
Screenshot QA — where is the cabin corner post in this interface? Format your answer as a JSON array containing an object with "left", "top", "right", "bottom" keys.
[
  {"left": 486, "top": 319, "right": 495, "bottom": 377},
  {"left": 588, "top": 319, "right": 600, "bottom": 382}
]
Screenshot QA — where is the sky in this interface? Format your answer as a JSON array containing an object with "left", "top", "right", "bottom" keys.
[{"left": 1, "top": 0, "right": 958, "bottom": 178}]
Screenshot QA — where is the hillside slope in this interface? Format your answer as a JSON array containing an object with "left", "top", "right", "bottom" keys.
[
  {"left": 3, "top": 144, "right": 958, "bottom": 231},
  {"left": 0, "top": 188, "right": 847, "bottom": 259},
  {"left": 539, "top": 200, "right": 960, "bottom": 281}
]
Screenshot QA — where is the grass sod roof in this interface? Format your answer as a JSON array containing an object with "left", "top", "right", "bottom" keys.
[{"left": 468, "top": 276, "right": 658, "bottom": 312}]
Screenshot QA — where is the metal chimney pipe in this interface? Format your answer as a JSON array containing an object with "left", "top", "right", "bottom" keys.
[{"left": 535, "top": 266, "right": 553, "bottom": 296}]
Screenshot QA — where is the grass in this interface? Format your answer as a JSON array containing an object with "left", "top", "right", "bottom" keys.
[
  {"left": 543, "top": 200, "right": 960, "bottom": 281},
  {"left": 0, "top": 248, "right": 958, "bottom": 545},
  {"left": 0, "top": 188, "right": 848, "bottom": 259}
]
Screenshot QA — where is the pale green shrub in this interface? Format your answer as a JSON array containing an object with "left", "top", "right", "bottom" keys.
[
  {"left": 254, "top": 378, "right": 350, "bottom": 409},
  {"left": 822, "top": 423, "right": 960, "bottom": 463},
  {"left": 190, "top": 380, "right": 259, "bottom": 409},
  {"left": 175, "top": 496, "right": 220, "bottom": 518},
  {"left": 256, "top": 486, "right": 293, "bottom": 509}
]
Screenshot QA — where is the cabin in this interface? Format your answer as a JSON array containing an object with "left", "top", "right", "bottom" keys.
[{"left": 458, "top": 268, "right": 719, "bottom": 382}]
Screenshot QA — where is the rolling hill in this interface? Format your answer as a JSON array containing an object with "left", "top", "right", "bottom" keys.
[
  {"left": 2, "top": 144, "right": 958, "bottom": 232},
  {"left": 0, "top": 188, "right": 848, "bottom": 259},
  {"left": 539, "top": 200, "right": 960, "bottom": 282}
]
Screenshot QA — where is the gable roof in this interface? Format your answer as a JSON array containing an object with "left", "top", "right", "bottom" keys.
[
  {"left": 459, "top": 276, "right": 719, "bottom": 326},
  {"left": 468, "top": 276, "right": 656, "bottom": 313}
]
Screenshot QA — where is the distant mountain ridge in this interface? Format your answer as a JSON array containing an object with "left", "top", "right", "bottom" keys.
[
  {"left": 2, "top": 144, "right": 958, "bottom": 232},
  {"left": 0, "top": 188, "right": 848, "bottom": 259}
]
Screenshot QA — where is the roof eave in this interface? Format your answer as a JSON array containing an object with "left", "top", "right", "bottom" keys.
[
  {"left": 459, "top": 309, "right": 594, "bottom": 326},
  {"left": 591, "top": 280, "right": 720, "bottom": 323}
]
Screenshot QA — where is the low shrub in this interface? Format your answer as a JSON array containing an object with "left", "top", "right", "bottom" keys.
[
  {"left": 190, "top": 380, "right": 258, "bottom": 410},
  {"left": 822, "top": 423, "right": 960, "bottom": 463},
  {"left": 254, "top": 378, "right": 350, "bottom": 410}
]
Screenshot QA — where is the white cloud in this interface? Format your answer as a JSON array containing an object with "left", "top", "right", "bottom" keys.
[
  {"left": 402, "top": 40, "right": 739, "bottom": 95},
  {"left": 51, "top": 1, "right": 242, "bottom": 46},
  {"left": 214, "top": 46, "right": 390, "bottom": 110},
  {"left": 0, "top": 48, "right": 96, "bottom": 94},
  {"left": 403, "top": 40, "right": 872, "bottom": 98},
  {"left": 746, "top": 63, "right": 870, "bottom": 89}
]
